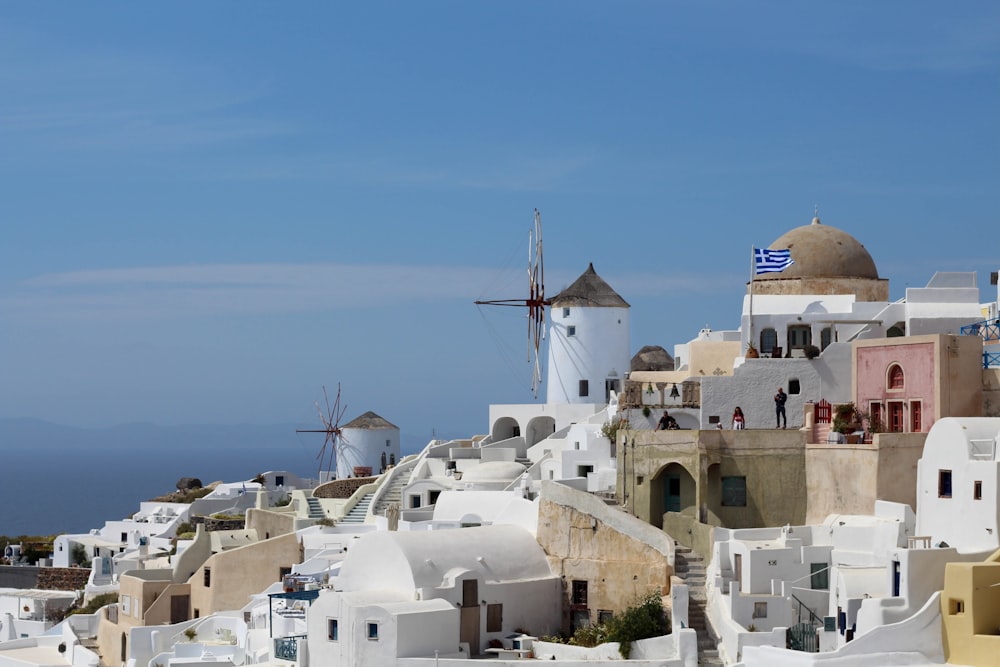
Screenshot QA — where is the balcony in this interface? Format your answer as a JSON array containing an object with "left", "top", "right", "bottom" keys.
[{"left": 274, "top": 635, "right": 304, "bottom": 662}]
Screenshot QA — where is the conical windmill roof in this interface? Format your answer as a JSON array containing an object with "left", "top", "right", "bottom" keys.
[
  {"left": 343, "top": 411, "right": 398, "bottom": 430},
  {"left": 550, "top": 263, "right": 629, "bottom": 308}
]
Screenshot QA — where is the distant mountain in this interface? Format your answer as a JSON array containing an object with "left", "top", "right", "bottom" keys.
[{"left": 0, "top": 418, "right": 449, "bottom": 535}]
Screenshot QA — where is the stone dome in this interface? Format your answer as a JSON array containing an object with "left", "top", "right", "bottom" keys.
[{"left": 756, "top": 217, "right": 879, "bottom": 281}]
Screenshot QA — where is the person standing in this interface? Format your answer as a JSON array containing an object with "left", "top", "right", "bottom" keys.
[
  {"left": 731, "top": 406, "right": 746, "bottom": 430},
  {"left": 774, "top": 387, "right": 787, "bottom": 429}
]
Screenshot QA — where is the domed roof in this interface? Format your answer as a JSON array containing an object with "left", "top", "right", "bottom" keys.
[
  {"left": 756, "top": 217, "right": 879, "bottom": 281},
  {"left": 631, "top": 345, "right": 674, "bottom": 372}
]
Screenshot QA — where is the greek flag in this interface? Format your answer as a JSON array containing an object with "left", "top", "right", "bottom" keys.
[{"left": 754, "top": 247, "right": 794, "bottom": 274}]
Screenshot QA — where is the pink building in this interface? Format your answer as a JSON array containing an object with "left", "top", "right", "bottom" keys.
[{"left": 853, "top": 334, "right": 984, "bottom": 434}]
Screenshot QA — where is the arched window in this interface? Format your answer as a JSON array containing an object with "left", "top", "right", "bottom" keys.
[
  {"left": 760, "top": 328, "right": 777, "bottom": 355},
  {"left": 888, "top": 364, "right": 904, "bottom": 390}
]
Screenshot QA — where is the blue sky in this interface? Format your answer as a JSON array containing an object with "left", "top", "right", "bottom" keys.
[{"left": 2, "top": 2, "right": 998, "bottom": 439}]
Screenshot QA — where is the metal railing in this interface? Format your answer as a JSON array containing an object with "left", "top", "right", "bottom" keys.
[
  {"left": 273, "top": 636, "right": 304, "bottom": 662},
  {"left": 961, "top": 319, "right": 1000, "bottom": 342}
]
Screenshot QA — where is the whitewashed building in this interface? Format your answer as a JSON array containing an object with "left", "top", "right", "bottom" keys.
[
  {"left": 338, "top": 412, "right": 400, "bottom": 479},
  {"left": 546, "top": 263, "right": 630, "bottom": 406},
  {"left": 305, "top": 524, "right": 562, "bottom": 664}
]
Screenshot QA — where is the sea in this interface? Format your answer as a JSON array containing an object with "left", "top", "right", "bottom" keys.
[{"left": 0, "top": 419, "right": 430, "bottom": 537}]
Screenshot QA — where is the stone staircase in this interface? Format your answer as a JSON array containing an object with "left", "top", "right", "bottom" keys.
[
  {"left": 373, "top": 471, "right": 409, "bottom": 516},
  {"left": 675, "top": 546, "right": 723, "bottom": 667},
  {"left": 305, "top": 496, "right": 325, "bottom": 520},
  {"left": 339, "top": 491, "right": 373, "bottom": 524}
]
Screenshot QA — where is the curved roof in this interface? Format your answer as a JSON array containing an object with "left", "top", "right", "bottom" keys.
[
  {"left": 336, "top": 524, "right": 553, "bottom": 592},
  {"left": 755, "top": 217, "right": 879, "bottom": 281},
  {"left": 460, "top": 461, "right": 526, "bottom": 482},
  {"left": 631, "top": 345, "right": 674, "bottom": 372},
  {"left": 550, "top": 263, "right": 629, "bottom": 308}
]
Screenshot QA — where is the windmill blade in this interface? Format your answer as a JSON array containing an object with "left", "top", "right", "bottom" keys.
[{"left": 473, "top": 209, "right": 550, "bottom": 399}]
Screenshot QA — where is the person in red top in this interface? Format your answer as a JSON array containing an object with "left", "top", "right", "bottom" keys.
[{"left": 731, "top": 406, "right": 746, "bottom": 430}]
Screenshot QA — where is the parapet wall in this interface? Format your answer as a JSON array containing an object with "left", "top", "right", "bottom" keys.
[
  {"left": 313, "top": 476, "right": 377, "bottom": 499},
  {"left": 38, "top": 566, "right": 92, "bottom": 590}
]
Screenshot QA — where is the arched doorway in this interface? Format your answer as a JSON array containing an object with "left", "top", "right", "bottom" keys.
[
  {"left": 650, "top": 462, "right": 697, "bottom": 528},
  {"left": 525, "top": 416, "right": 556, "bottom": 447},
  {"left": 490, "top": 417, "right": 520, "bottom": 442}
]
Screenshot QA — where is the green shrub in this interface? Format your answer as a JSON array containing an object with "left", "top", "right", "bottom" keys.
[
  {"left": 69, "top": 592, "right": 119, "bottom": 616},
  {"left": 71, "top": 544, "right": 89, "bottom": 567},
  {"left": 568, "top": 622, "right": 607, "bottom": 647},
  {"left": 605, "top": 592, "right": 669, "bottom": 659},
  {"left": 600, "top": 417, "right": 626, "bottom": 443}
]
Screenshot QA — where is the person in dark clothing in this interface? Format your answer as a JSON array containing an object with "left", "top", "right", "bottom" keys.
[
  {"left": 658, "top": 410, "right": 679, "bottom": 430},
  {"left": 775, "top": 387, "right": 787, "bottom": 428}
]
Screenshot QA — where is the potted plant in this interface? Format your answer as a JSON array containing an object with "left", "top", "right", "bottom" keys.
[{"left": 745, "top": 343, "right": 759, "bottom": 359}]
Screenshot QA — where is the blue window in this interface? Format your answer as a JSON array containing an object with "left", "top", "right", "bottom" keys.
[
  {"left": 367, "top": 622, "right": 379, "bottom": 640},
  {"left": 328, "top": 619, "right": 338, "bottom": 641}
]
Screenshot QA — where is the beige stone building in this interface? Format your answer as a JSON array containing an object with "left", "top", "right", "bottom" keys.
[
  {"left": 617, "top": 427, "right": 926, "bottom": 556},
  {"left": 98, "top": 527, "right": 300, "bottom": 663},
  {"left": 535, "top": 481, "right": 673, "bottom": 634}
]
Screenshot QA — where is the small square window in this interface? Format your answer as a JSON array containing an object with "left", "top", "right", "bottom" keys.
[
  {"left": 939, "top": 470, "right": 952, "bottom": 498},
  {"left": 567, "top": 325, "right": 576, "bottom": 337},
  {"left": 708, "top": 415, "right": 720, "bottom": 424},
  {"left": 598, "top": 610, "right": 613, "bottom": 624},
  {"left": 788, "top": 379, "right": 800, "bottom": 394},
  {"left": 721, "top": 476, "right": 747, "bottom": 507},
  {"left": 753, "top": 602, "right": 768, "bottom": 619},
  {"left": 410, "top": 495, "right": 421, "bottom": 509},
  {"left": 367, "top": 622, "right": 379, "bottom": 640},
  {"left": 974, "top": 481, "right": 982, "bottom": 500},
  {"left": 563, "top": 307, "right": 570, "bottom": 318},
  {"left": 328, "top": 619, "right": 339, "bottom": 641},
  {"left": 579, "top": 380, "right": 589, "bottom": 397}
]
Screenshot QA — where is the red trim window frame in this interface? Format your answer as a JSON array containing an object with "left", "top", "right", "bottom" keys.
[{"left": 887, "top": 364, "right": 904, "bottom": 391}]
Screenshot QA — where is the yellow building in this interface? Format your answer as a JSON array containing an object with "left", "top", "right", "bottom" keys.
[{"left": 941, "top": 548, "right": 1000, "bottom": 666}]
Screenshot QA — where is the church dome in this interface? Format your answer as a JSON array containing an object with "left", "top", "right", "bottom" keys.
[{"left": 756, "top": 217, "right": 879, "bottom": 281}]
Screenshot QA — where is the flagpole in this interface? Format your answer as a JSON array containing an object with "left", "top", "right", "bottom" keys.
[{"left": 748, "top": 245, "right": 755, "bottom": 353}]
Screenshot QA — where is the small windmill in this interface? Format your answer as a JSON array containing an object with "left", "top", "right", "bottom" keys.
[
  {"left": 296, "top": 384, "right": 349, "bottom": 480},
  {"left": 475, "top": 209, "right": 549, "bottom": 398}
]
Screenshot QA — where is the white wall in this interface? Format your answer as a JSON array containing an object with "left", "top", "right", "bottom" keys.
[
  {"left": 915, "top": 418, "right": 1000, "bottom": 553},
  {"left": 546, "top": 305, "right": 629, "bottom": 405}
]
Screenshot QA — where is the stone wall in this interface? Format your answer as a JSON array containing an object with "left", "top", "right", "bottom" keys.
[
  {"left": 313, "top": 476, "right": 377, "bottom": 499},
  {"left": 202, "top": 517, "right": 246, "bottom": 531},
  {"left": 38, "top": 566, "right": 92, "bottom": 590},
  {"left": 537, "top": 482, "right": 673, "bottom": 634}
]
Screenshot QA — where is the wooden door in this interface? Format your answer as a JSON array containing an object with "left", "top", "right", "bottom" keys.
[{"left": 460, "top": 579, "right": 480, "bottom": 654}]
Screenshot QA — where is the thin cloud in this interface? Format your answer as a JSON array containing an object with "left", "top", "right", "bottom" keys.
[
  {"left": 6, "top": 262, "right": 736, "bottom": 321},
  {"left": 7, "top": 263, "right": 514, "bottom": 319}
]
